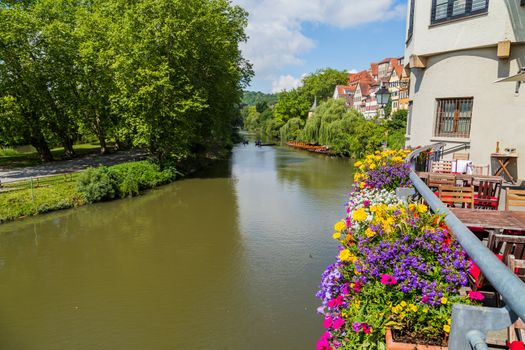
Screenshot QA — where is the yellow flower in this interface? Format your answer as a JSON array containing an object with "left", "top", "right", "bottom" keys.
[
  {"left": 352, "top": 208, "right": 368, "bottom": 222},
  {"left": 447, "top": 318, "right": 451, "bottom": 325},
  {"left": 359, "top": 181, "right": 366, "bottom": 189},
  {"left": 354, "top": 161, "right": 363, "bottom": 167},
  {"left": 440, "top": 297, "right": 448, "bottom": 305},
  {"left": 408, "top": 203, "right": 417, "bottom": 211},
  {"left": 443, "top": 324, "right": 450, "bottom": 333},
  {"left": 365, "top": 228, "right": 376, "bottom": 238},
  {"left": 410, "top": 305, "right": 418, "bottom": 313},
  {"left": 417, "top": 204, "right": 428, "bottom": 214},
  {"left": 370, "top": 205, "right": 378, "bottom": 213},
  {"left": 400, "top": 301, "right": 407, "bottom": 307},
  {"left": 332, "top": 232, "right": 341, "bottom": 240},
  {"left": 369, "top": 163, "right": 377, "bottom": 170},
  {"left": 423, "top": 308, "right": 429, "bottom": 314},
  {"left": 334, "top": 220, "right": 346, "bottom": 232},
  {"left": 338, "top": 249, "right": 357, "bottom": 263}
]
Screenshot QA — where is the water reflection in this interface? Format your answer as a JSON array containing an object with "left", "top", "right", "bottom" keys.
[{"left": 0, "top": 144, "right": 353, "bottom": 349}]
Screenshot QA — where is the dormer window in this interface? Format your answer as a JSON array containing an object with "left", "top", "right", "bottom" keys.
[{"left": 431, "top": 0, "right": 488, "bottom": 25}]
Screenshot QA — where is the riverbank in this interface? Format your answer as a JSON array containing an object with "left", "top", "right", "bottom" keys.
[{"left": 0, "top": 151, "right": 230, "bottom": 224}]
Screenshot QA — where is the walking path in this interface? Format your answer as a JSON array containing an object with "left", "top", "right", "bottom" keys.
[{"left": 0, "top": 149, "right": 147, "bottom": 184}]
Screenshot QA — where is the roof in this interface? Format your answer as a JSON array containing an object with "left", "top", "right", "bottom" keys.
[
  {"left": 370, "top": 63, "right": 378, "bottom": 76},
  {"left": 348, "top": 70, "right": 375, "bottom": 84},
  {"left": 335, "top": 85, "right": 355, "bottom": 96}
]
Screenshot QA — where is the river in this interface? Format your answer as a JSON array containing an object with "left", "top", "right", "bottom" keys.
[{"left": 0, "top": 144, "right": 354, "bottom": 349}]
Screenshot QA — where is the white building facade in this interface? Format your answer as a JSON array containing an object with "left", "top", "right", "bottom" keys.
[{"left": 404, "top": 0, "right": 525, "bottom": 180}]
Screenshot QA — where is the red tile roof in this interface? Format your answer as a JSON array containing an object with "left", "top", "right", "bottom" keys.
[{"left": 335, "top": 85, "right": 354, "bottom": 96}]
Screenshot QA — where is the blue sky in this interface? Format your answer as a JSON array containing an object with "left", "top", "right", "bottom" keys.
[{"left": 233, "top": 0, "right": 408, "bottom": 93}]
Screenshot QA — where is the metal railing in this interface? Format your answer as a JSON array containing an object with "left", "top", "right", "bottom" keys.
[{"left": 405, "top": 143, "right": 525, "bottom": 350}]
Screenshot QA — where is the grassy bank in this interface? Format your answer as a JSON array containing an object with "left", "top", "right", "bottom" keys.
[
  {"left": 0, "top": 160, "right": 176, "bottom": 224},
  {"left": 0, "top": 176, "right": 84, "bottom": 223}
]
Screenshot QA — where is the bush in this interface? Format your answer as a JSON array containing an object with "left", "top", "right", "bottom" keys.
[
  {"left": 76, "top": 161, "right": 177, "bottom": 202},
  {"left": 76, "top": 166, "right": 118, "bottom": 203},
  {"left": 110, "top": 161, "right": 175, "bottom": 197}
]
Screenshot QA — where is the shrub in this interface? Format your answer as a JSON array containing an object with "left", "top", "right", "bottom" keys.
[
  {"left": 110, "top": 161, "right": 175, "bottom": 197},
  {"left": 76, "top": 161, "right": 177, "bottom": 201},
  {"left": 76, "top": 166, "right": 118, "bottom": 203}
]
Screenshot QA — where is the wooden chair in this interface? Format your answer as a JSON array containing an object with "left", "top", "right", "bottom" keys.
[
  {"left": 428, "top": 173, "right": 456, "bottom": 190},
  {"left": 431, "top": 160, "right": 453, "bottom": 173},
  {"left": 438, "top": 185, "right": 475, "bottom": 208},
  {"left": 506, "top": 189, "right": 525, "bottom": 211},
  {"left": 469, "top": 234, "right": 525, "bottom": 305},
  {"left": 472, "top": 164, "right": 490, "bottom": 176},
  {"left": 507, "top": 255, "right": 525, "bottom": 343},
  {"left": 453, "top": 152, "right": 470, "bottom": 160},
  {"left": 475, "top": 179, "right": 502, "bottom": 210}
]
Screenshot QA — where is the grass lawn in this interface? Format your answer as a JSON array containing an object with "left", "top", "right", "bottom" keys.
[
  {"left": 0, "top": 175, "right": 85, "bottom": 223},
  {"left": 0, "top": 143, "right": 104, "bottom": 168}
]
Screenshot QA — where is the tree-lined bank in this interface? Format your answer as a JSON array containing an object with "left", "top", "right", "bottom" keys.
[{"left": 0, "top": 0, "right": 252, "bottom": 165}]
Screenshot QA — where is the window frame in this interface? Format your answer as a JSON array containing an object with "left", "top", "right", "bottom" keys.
[
  {"left": 434, "top": 97, "right": 474, "bottom": 138},
  {"left": 431, "top": 0, "right": 489, "bottom": 25},
  {"left": 407, "top": 0, "right": 415, "bottom": 43}
]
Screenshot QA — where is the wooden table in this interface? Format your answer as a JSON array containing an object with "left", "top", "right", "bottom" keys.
[
  {"left": 491, "top": 153, "right": 518, "bottom": 184},
  {"left": 449, "top": 208, "right": 525, "bottom": 231},
  {"left": 417, "top": 172, "right": 504, "bottom": 183}
]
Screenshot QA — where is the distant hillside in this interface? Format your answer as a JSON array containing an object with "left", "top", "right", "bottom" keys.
[{"left": 242, "top": 91, "right": 278, "bottom": 106}]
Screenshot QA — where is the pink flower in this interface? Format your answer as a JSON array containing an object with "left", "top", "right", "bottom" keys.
[
  {"left": 363, "top": 200, "right": 371, "bottom": 207},
  {"left": 361, "top": 323, "right": 371, "bottom": 334},
  {"left": 507, "top": 341, "right": 525, "bottom": 350},
  {"left": 332, "top": 317, "right": 345, "bottom": 330},
  {"left": 380, "top": 274, "right": 398, "bottom": 285},
  {"left": 342, "top": 284, "right": 350, "bottom": 295},
  {"left": 353, "top": 281, "right": 362, "bottom": 293},
  {"left": 316, "top": 338, "right": 332, "bottom": 350},
  {"left": 468, "top": 291, "right": 485, "bottom": 301},
  {"left": 421, "top": 295, "right": 430, "bottom": 304},
  {"left": 327, "top": 296, "right": 343, "bottom": 308},
  {"left": 323, "top": 316, "right": 333, "bottom": 329},
  {"left": 321, "top": 332, "right": 331, "bottom": 341}
]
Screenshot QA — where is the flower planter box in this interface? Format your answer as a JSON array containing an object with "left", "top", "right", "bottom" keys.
[{"left": 386, "top": 329, "right": 448, "bottom": 350}]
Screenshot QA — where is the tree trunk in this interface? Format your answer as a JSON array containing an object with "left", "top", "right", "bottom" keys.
[
  {"left": 32, "top": 137, "right": 53, "bottom": 162},
  {"left": 62, "top": 137, "right": 75, "bottom": 158},
  {"left": 99, "top": 135, "right": 107, "bottom": 155}
]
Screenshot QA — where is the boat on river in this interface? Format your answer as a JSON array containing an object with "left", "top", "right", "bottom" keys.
[{"left": 286, "top": 141, "right": 335, "bottom": 155}]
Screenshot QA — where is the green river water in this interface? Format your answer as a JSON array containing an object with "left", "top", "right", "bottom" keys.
[{"left": 0, "top": 144, "right": 354, "bottom": 349}]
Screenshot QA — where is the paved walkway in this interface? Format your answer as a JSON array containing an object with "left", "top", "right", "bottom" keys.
[{"left": 0, "top": 149, "right": 147, "bottom": 184}]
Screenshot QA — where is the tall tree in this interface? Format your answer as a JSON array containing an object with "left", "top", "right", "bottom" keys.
[{"left": 301, "top": 68, "right": 349, "bottom": 101}]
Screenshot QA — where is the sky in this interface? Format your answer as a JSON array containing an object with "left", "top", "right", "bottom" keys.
[{"left": 232, "top": 0, "right": 409, "bottom": 93}]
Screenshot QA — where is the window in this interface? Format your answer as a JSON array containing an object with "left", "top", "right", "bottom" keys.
[
  {"left": 434, "top": 98, "right": 473, "bottom": 138},
  {"left": 407, "top": 0, "right": 415, "bottom": 42},
  {"left": 431, "top": 0, "right": 488, "bottom": 24}
]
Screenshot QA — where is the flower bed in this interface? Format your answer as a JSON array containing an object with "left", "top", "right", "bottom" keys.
[{"left": 316, "top": 150, "right": 482, "bottom": 350}]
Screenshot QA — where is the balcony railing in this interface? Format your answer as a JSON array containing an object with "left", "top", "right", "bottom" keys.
[{"left": 404, "top": 143, "right": 525, "bottom": 350}]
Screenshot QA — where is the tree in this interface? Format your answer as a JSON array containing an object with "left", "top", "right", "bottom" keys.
[
  {"left": 0, "top": 4, "right": 54, "bottom": 161},
  {"left": 273, "top": 89, "right": 311, "bottom": 123},
  {"left": 301, "top": 68, "right": 348, "bottom": 101}
]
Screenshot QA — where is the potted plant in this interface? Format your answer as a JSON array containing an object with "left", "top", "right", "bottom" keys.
[{"left": 316, "top": 150, "right": 481, "bottom": 350}]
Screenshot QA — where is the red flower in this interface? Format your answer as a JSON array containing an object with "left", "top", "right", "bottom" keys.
[{"left": 507, "top": 341, "right": 525, "bottom": 350}]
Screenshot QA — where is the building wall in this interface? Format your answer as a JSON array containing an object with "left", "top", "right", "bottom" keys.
[
  {"left": 406, "top": 44, "right": 525, "bottom": 179},
  {"left": 406, "top": 1, "right": 525, "bottom": 58}
]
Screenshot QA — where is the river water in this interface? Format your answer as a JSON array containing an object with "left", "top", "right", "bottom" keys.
[{"left": 0, "top": 144, "right": 354, "bottom": 349}]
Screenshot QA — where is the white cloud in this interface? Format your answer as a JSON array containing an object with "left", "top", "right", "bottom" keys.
[
  {"left": 271, "top": 75, "right": 303, "bottom": 93},
  {"left": 233, "top": 0, "right": 406, "bottom": 87}
]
